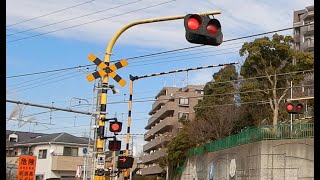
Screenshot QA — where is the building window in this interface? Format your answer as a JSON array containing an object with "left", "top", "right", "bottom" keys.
[
  {"left": 35, "top": 175, "right": 44, "bottom": 180},
  {"left": 9, "top": 137, "right": 17, "bottom": 142},
  {"left": 8, "top": 134, "right": 18, "bottom": 142},
  {"left": 196, "top": 90, "right": 204, "bottom": 95},
  {"left": 21, "top": 147, "right": 28, "bottom": 155},
  {"left": 178, "top": 112, "right": 189, "bottom": 120},
  {"left": 38, "top": 149, "right": 47, "bottom": 159},
  {"left": 179, "top": 97, "right": 189, "bottom": 105},
  {"left": 63, "top": 147, "right": 78, "bottom": 156}
]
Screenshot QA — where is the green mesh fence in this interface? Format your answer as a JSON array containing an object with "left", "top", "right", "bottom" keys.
[{"left": 188, "top": 123, "right": 314, "bottom": 157}]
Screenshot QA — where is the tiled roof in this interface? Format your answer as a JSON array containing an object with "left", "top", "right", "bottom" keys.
[
  {"left": 6, "top": 130, "right": 92, "bottom": 147},
  {"left": 6, "top": 130, "right": 47, "bottom": 147},
  {"left": 14, "top": 132, "right": 91, "bottom": 146}
]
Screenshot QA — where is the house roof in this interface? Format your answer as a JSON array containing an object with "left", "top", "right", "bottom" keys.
[
  {"left": 6, "top": 130, "right": 93, "bottom": 147},
  {"left": 6, "top": 130, "right": 47, "bottom": 147},
  {"left": 14, "top": 132, "right": 92, "bottom": 146}
]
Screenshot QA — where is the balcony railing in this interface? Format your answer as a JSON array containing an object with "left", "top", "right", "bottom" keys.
[
  {"left": 301, "top": 24, "right": 314, "bottom": 35},
  {"left": 301, "top": 39, "right": 314, "bottom": 51},
  {"left": 51, "top": 155, "right": 90, "bottom": 171},
  {"left": 149, "top": 95, "right": 172, "bottom": 114},
  {"left": 294, "top": 34, "right": 300, "bottom": 42},
  {"left": 146, "top": 101, "right": 175, "bottom": 129},
  {"left": 143, "top": 133, "right": 173, "bottom": 152},
  {"left": 144, "top": 117, "right": 175, "bottom": 141},
  {"left": 140, "top": 164, "right": 163, "bottom": 175},
  {"left": 141, "top": 148, "right": 166, "bottom": 164}
]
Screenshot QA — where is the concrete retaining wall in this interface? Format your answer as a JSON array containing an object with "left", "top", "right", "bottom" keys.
[{"left": 180, "top": 138, "right": 313, "bottom": 180}]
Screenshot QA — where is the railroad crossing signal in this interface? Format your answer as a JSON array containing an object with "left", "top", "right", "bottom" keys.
[
  {"left": 117, "top": 156, "right": 134, "bottom": 169},
  {"left": 86, "top": 53, "right": 128, "bottom": 87},
  {"left": 184, "top": 14, "right": 223, "bottom": 46},
  {"left": 108, "top": 140, "right": 121, "bottom": 151},
  {"left": 110, "top": 121, "right": 123, "bottom": 133},
  {"left": 286, "top": 102, "right": 304, "bottom": 114}
]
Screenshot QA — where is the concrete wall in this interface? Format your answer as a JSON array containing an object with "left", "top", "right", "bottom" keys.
[{"left": 180, "top": 138, "right": 313, "bottom": 180}]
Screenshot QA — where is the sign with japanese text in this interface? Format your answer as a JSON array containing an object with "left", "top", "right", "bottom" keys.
[{"left": 17, "top": 155, "right": 36, "bottom": 180}]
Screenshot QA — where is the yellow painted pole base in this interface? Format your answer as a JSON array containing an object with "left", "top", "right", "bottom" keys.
[{"left": 94, "top": 175, "right": 106, "bottom": 180}]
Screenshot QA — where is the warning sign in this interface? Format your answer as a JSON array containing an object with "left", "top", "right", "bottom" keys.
[{"left": 17, "top": 155, "right": 36, "bottom": 180}]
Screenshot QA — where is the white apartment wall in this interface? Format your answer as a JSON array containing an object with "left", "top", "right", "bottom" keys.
[
  {"left": 33, "top": 144, "right": 60, "bottom": 179},
  {"left": 12, "top": 143, "right": 93, "bottom": 179}
]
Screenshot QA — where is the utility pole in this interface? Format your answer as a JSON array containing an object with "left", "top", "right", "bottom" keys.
[{"left": 290, "top": 80, "right": 293, "bottom": 132}]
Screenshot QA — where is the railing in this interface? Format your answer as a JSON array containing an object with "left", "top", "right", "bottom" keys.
[
  {"left": 301, "top": 41, "right": 314, "bottom": 52},
  {"left": 188, "top": 123, "right": 314, "bottom": 157}
]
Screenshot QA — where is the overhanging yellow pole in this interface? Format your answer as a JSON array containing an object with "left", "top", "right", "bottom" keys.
[
  {"left": 103, "top": 11, "right": 221, "bottom": 62},
  {"left": 95, "top": 10, "right": 221, "bottom": 180}
]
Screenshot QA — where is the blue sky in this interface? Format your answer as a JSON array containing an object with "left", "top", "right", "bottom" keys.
[{"left": 6, "top": 0, "right": 313, "bottom": 154}]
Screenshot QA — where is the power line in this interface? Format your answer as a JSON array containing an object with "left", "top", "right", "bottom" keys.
[
  {"left": 11, "top": 73, "right": 80, "bottom": 93},
  {"left": 6, "top": 0, "right": 143, "bottom": 36},
  {"left": 8, "top": 69, "right": 81, "bottom": 89},
  {"left": 6, "top": 0, "right": 97, "bottom": 27},
  {"left": 6, "top": 28, "right": 292, "bottom": 78},
  {"left": 7, "top": 69, "right": 73, "bottom": 88},
  {"left": 105, "top": 84, "right": 314, "bottom": 105},
  {"left": 31, "top": 93, "right": 314, "bottom": 132},
  {"left": 6, "top": 118, "right": 55, "bottom": 126},
  {"left": 6, "top": 0, "right": 175, "bottom": 43},
  {"left": 9, "top": 69, "right": 313, "bottom": 106},
  {"left": 6, "top": 64, "right": 93, "bottom": 79},
  {"left": 8, "top": 67, "right": 95, "bottom": 91}
]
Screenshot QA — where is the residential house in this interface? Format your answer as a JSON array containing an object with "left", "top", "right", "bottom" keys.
[{"left": 6, "top": 130, "right": 93, "bottom": 180}]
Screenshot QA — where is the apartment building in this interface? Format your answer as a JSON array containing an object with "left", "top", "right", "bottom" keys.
[
  {"left": 141, "top": 85, "right": 204, "bottom": 177},
  {"left": 6, "top": 130, "right": 93, "bottom": 180},
  {"left": 293, "top": 5, "right": 314, "bottom": 52}
]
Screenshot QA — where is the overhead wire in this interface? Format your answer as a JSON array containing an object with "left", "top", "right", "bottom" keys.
[
  {"left": 6, "top": 0, "right": 97, "bottom": 27},
  {"left": 6, "top": 0, "right": 144, "bottom": 36},
  {"left": 10, "top": 66, "right": 96, "bottom": 90},
  {"left": 10, "top": 72, "right": 81, "bottom": 92},
  {"left": 9, "top": 69, "right": 313, "bottom": 107},
  {"left": 12, "top": 73, "right": 81, "bottom": 93},
  {"left": 6, "top": 0, "right": 176, "bottom": 43},
  {"left": 6, "top": 27, "right": 294, "bottom": 78},
  {"left": 10, "top": 69, "right": 312, "bottom": 119},
  {"left": 31, "top": 90, "right": 313, "bottom": 132},
  {"left": 104, "top": 84, "right": 314, "bottom": 105}
]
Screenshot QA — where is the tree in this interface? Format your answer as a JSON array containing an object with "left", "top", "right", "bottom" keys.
[
  {"left": 239, "top": 34, "right": 313, "bottom": 126},
  {"left": 190, "top": 65, "right": 245, "bottom": 144},
  {"left": 166, "top": 127, "right": 192, "bottom": 179}
]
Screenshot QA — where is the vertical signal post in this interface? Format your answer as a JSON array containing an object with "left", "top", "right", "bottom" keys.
[
  {"left": 85, "top": 11, "right": 222, "bottom": 180},
  {"left": 123, "top": 63, "right": 237, "bottom": 178}
]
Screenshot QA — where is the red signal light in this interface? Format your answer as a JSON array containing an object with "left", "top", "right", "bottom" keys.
[
  {"left": 286, "top": 103, "right": 294, "bottom": 111},
  {"left": 111, "top": 123, "right": 120, "bottom": 131},
  {"left": 108, "top": 140, "right": 121, "bottom": 151},
  {"left": 109, "top": 121, "right": 122, "bottom": 133},
  {"left": 296, "top": 104, "right": 303, "bottom": 112},
  {"left": 187, "top": 18, "right": 200, "bottom": 30},
  {"left": 206, "top": 24, "right": 219, "bottom": 34}
]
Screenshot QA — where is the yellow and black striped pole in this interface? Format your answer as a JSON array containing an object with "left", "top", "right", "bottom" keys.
[
  {"left": 122, "top": 78, "right": 134, "bottom": 178},
  {"left": 90, "top": 11, "right": 221, "bottom": 180},
  {"left": 122, "top": 63, "right": 238, "bottom": 178}
]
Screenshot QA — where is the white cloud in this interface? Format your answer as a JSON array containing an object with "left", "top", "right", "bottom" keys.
[
  {"left": 6, "top": 0, "right": 314, "bottom": 49},
  {"left": 188, "top": 69, "right": 214, "bottom": 85}
]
